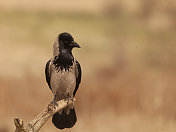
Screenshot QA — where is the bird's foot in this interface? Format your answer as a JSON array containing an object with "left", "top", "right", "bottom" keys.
[
  {"left": 64, "top": 96, "right": 74, "bottom": 105},
  {"left": 65, "top": 97, "right": 69, "bottom": 105},
  {"left": 64, "top": 97, "right": 71, "bottom": 105},
  {"left": 48, "top": 100, "right": 58, "bottom": 112},
  {"left": 70, "top": 97, "right": 74, "bottom": 101},
  {"left": 50, "top": 96, "right": 58, "bottom": 109},
  {"left": 51, "top": 100, "right": 57, "bottom": 106}
]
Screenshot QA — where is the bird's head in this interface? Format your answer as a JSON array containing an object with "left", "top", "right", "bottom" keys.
[
  {"left": 53, "top": 32, "right": 80, "bottom": 56},
  {"left": 58, "top": 32, "right": 80, "bottom": 50}
]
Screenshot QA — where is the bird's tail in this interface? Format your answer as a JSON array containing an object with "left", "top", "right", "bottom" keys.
[{"left": 52, "top": 107, "right": 77, "bottom": 129}]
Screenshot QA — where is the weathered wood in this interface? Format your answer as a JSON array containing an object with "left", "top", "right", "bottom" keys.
[{"left": 14, "top": 99, "right": 75, "bottom": 132}]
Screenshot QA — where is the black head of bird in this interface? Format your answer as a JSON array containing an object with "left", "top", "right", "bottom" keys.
[{"left": 58, "top": 32, "right": 81, "bottom": 51}]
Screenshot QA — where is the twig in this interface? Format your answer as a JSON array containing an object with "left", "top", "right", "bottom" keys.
[{"left": 14, "top": 99, "right": 75, "bottom": 132}]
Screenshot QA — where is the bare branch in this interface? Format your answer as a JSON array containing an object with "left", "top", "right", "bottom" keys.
[{"left": 14, "top": 99, "right": 75, "bottom": 132}]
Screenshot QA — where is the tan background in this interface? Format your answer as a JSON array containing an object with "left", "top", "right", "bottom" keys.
[{"left": 0, "top": 0, "right": 176, "bottom": 131}]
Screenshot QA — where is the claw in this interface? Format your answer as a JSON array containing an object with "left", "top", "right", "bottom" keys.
[
  {"left": 50, "top": 96, "right": 58, "bottom": 109},
  {"left": 64, "top": 97, "right": 69, "bottom": 105}
]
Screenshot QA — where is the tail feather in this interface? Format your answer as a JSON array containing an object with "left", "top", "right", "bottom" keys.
[{"left": 52, "top": 108, "right": 77, "bottom": 129}]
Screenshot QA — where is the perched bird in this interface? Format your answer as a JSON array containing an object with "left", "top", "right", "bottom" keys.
[{"left": 45, "top": 32, "right": 82, "bottom": 129}]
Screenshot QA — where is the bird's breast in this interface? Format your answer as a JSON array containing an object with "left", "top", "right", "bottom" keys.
[{"left": 50, "top": 66, "right": 76, "bottom": 100}]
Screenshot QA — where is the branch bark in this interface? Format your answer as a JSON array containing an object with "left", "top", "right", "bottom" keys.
[{"left": 14, "top": 99, "right": 75, "bottom": 132}]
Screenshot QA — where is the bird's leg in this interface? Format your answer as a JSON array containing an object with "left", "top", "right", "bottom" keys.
[
  {"left": 50, "top": 95, "right": 58, "bottom": 108},
  {"left": 65, "top": 92, "right": 72, "bottom": 105},
  {"left": 65, "top": 94, "right": 74, "bottom": 110},
  {"left": 70, "top": 96, "right": 74, "bottom": 102},
  {"left": 47, "top": 95, "right": 57, "bottom": 112}
]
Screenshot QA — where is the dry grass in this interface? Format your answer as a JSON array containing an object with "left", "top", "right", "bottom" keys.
[{"left": 0, "top": 0, "right": 176, "bottom": 132}]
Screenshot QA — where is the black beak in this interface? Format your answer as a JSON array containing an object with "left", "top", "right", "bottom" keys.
[{"left": 71, "top": 41, "right": 81, "bottom": 48}]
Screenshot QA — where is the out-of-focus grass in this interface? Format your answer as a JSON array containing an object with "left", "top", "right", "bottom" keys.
[{"left": 0, "top": 7, "right": 176, "bottom": 132}]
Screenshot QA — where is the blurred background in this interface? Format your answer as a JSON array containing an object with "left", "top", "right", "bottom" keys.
[{"left": 0, "top": 0, "right": 176, "bottom": 131}]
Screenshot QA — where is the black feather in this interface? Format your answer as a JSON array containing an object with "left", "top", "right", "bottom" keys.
[
  {"left": 53, "top": 52, "right": 73, "bottom": 72},
  {"left": 58, "top": 32, "right": 74, "bottom": 42},
  {"left": 52, "top": 108, "right": 77, "bottom": 129},
  {"left": 45, "top": 60, "right": 51, "bottom": 90},
  {"left": 73, "top": 60, "right": 82, "bottom": 96}
]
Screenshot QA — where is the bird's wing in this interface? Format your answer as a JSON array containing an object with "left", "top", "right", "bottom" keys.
[
  {"left": 45, "top": 59, "right": 52, "bottom": 90},
  {"left": 73, "top": 60, "right": 82, "bottom": 96}
]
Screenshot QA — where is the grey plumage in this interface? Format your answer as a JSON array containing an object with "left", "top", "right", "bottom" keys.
[{"left": 45, "top": 32, "right": 81, "bottom": 129}]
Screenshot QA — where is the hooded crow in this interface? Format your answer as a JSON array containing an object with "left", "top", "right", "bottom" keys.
[{"left": 45, "top": 32, "right": 82, "bottom": 129}]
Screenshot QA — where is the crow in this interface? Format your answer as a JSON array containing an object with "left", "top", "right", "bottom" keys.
[{"left": 45, "top": 32, "right": 82, "bottom": 129}]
